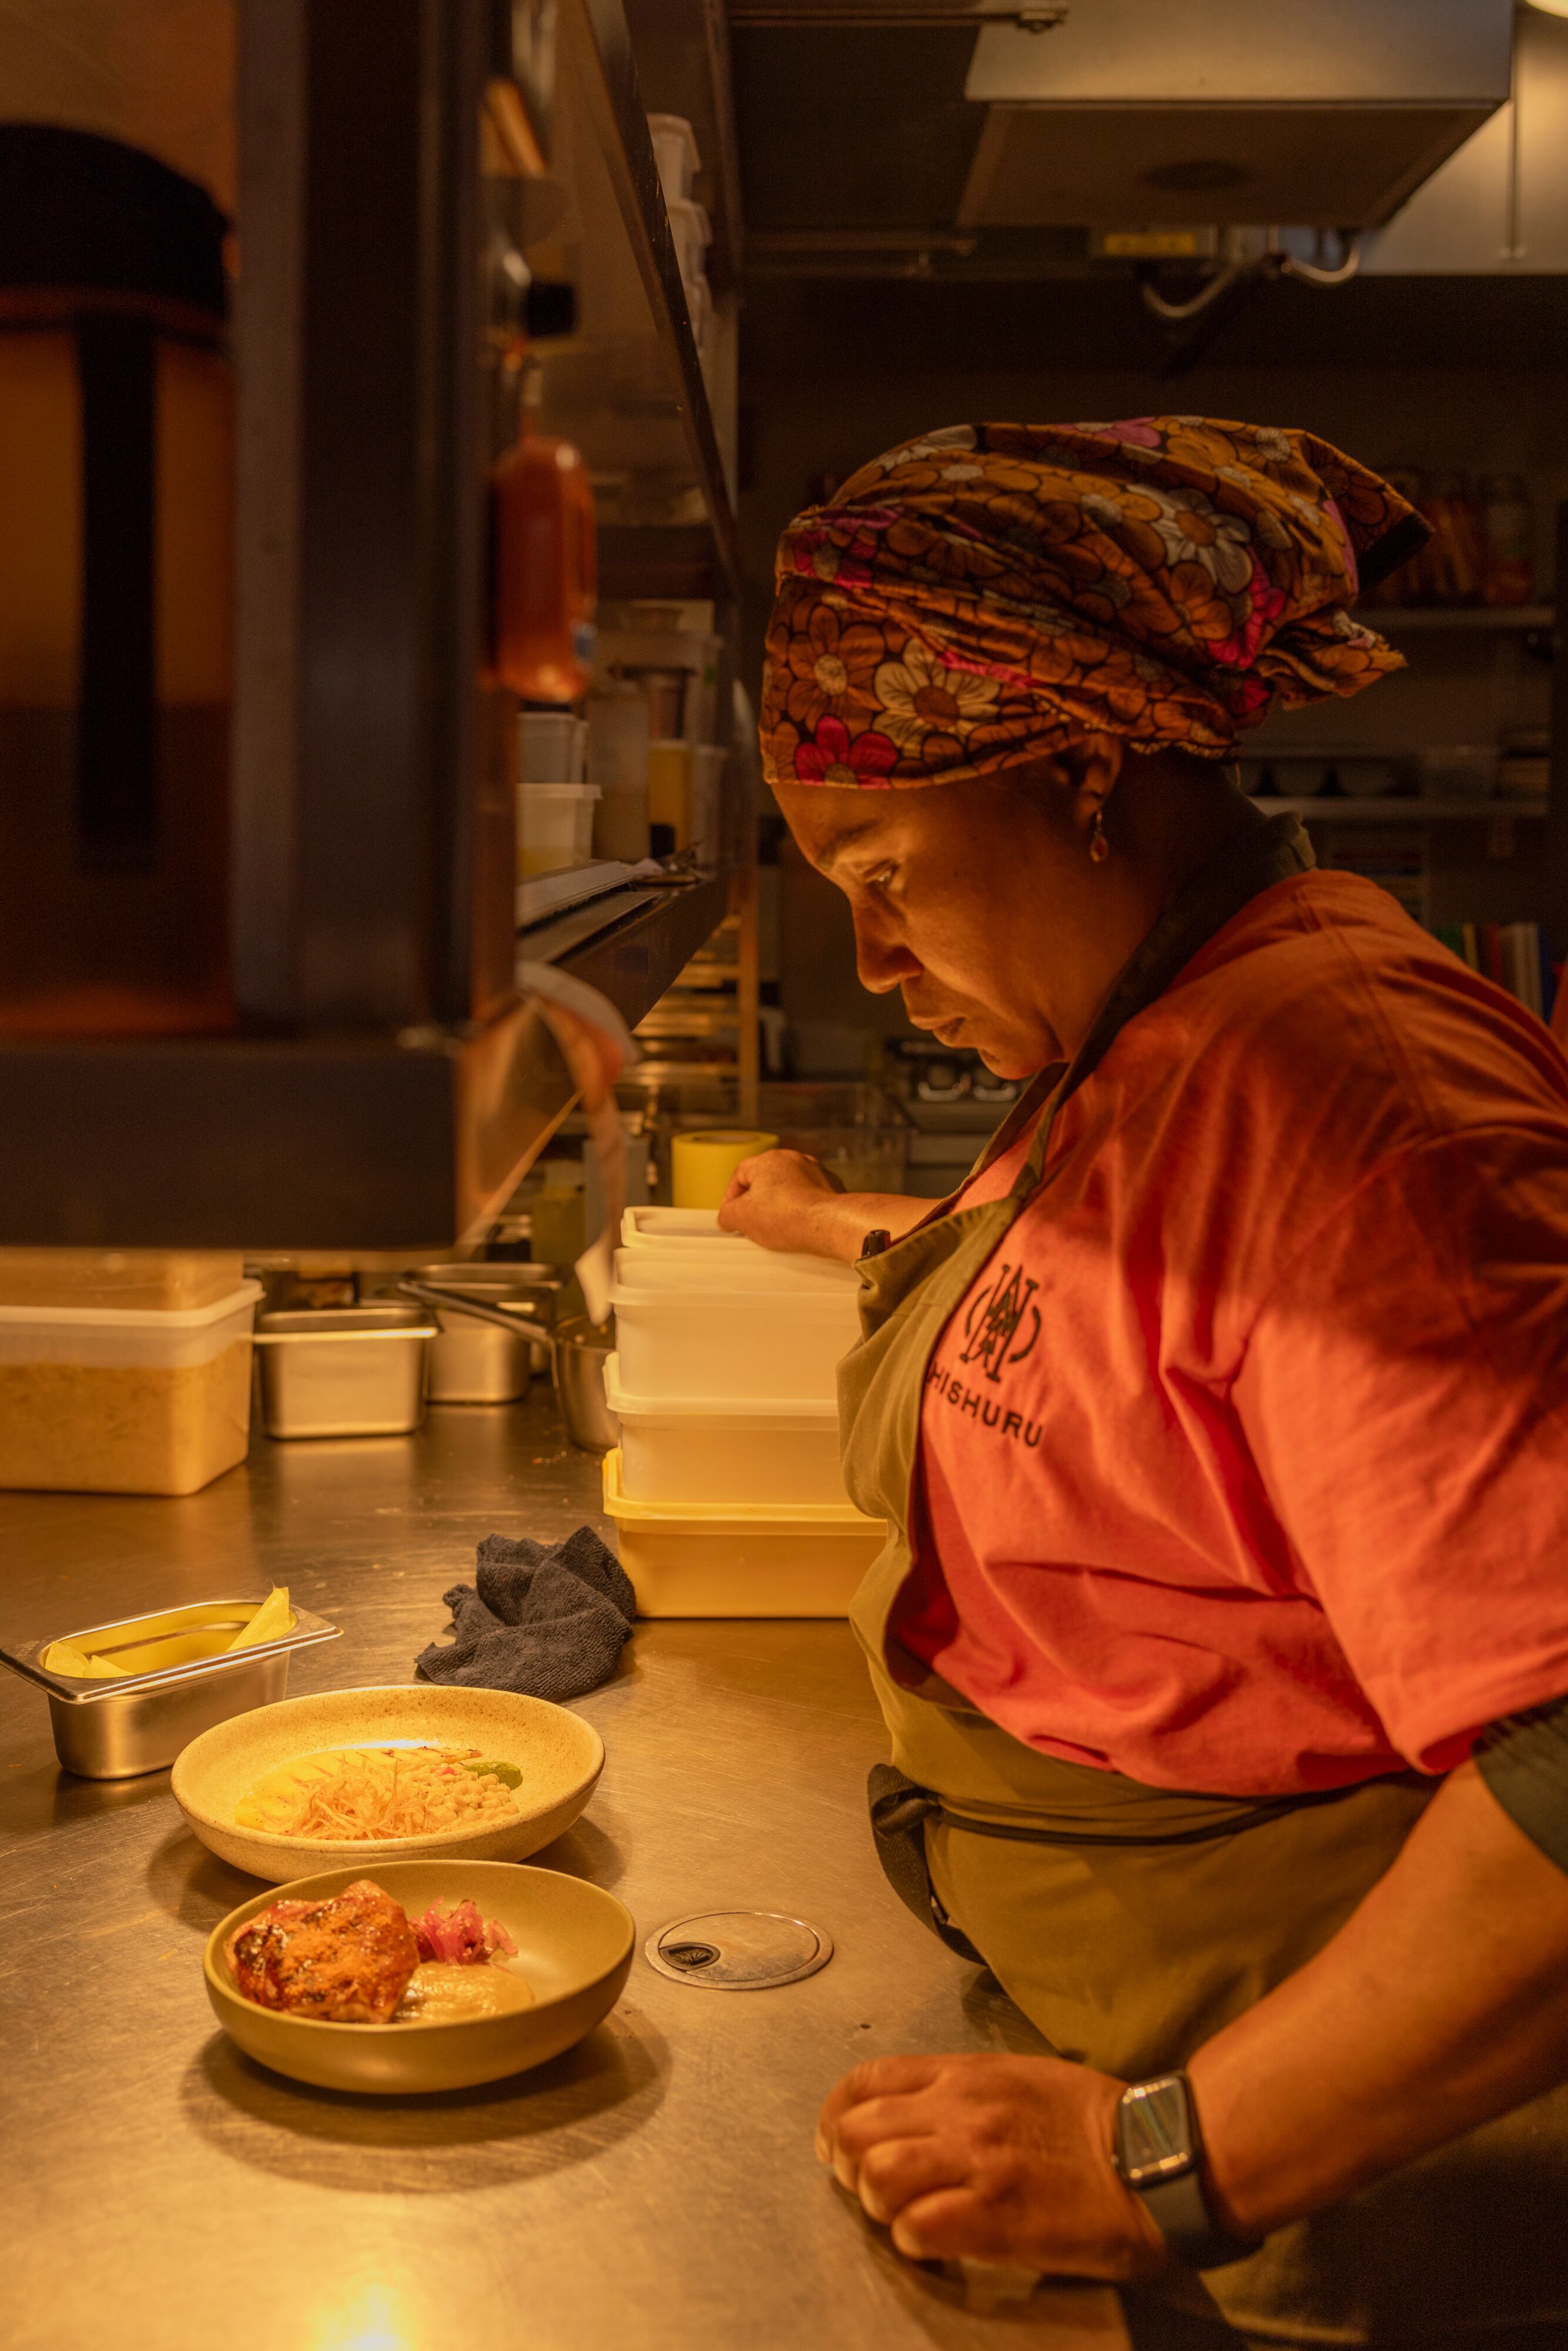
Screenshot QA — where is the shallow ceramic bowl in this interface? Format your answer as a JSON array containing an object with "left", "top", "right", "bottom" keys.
[
  {"left": 172, "top": 1684, "right": 604, "bottom": 1882},
  {"left": 204, "top": 1859, "right": 635, "bottom": 2093}
]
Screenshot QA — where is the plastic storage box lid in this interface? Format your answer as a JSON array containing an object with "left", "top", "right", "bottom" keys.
[{"left": 0, "top": 1279, "right": 263, "bottom": 1331}]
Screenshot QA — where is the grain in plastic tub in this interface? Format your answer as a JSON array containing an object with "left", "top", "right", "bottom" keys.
[{"left": 0, "top": 1280, "right": 262, "bottom": 1495}]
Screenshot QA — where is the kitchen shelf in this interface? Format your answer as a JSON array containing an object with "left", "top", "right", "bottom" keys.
[
  {"left": 534, "top": 0, "right": 741, "bottom": 595},
  {"left": 0, "top": 875, "right": 734, "bottom": 1252},
  {"left": 622, "top": 0, "right": 745, "bottom": 293},
  {"left": 0, "top": 4, "right": 751, "bottom": 1258},
  {"left": 1265, "top": 797, "right": 1547, "bottom": 820}
]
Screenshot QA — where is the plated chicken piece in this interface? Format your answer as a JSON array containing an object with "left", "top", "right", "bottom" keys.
[{"left": 226, "top": 1878, "right": 419, "bottom": 2023}]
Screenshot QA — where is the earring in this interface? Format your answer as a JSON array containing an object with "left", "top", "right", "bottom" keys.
[{"left": 1089, "top": 808, "right": 1110, "bottom": 863}]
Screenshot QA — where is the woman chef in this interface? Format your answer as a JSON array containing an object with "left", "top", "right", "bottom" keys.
[{"left": 721, "top": 418, "right": 1568, "bottom": 2339}]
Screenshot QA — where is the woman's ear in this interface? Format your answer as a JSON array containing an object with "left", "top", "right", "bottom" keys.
[{"left": 1056, "top": 733, "right": 1127, "bottom": 842}]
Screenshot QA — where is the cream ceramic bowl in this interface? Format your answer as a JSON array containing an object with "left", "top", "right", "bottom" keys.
[
  {"left": 204, "top": 1858, "right": 635, "bottom": 2093},
  {"left": 172, "top": 1683, "right": 604, "bottom": 1883}
]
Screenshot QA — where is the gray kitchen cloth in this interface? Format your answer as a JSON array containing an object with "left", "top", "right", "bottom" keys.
[{"left": 416, "top": 1526, "right": 636, "bottom": 1702}]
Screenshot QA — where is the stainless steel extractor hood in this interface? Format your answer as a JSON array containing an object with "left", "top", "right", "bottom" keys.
[{"left": 960, "top": 0, "right": 1515, "bottom": 229}]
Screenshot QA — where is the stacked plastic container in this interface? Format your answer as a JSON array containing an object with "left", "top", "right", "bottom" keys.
[
  {"left": 0, "top": 1251, "right": 262, "bottom": 1493},
  {"left": 601, "top": 1208, "right": 886, "bottom": 1616},
  {"left": 518, "top": 709, "right": 598, "bottom": 877},
  {"left": 647, "top": 114, "right": 713, "bottom": 380}
]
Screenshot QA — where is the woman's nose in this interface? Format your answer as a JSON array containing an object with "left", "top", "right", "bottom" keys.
[{"left": 853, "top": 908, "right": 920, "bottom": 996}]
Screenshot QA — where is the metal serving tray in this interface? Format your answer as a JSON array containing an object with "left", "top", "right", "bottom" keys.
[
  {"left": 254, "top": 1304, "right": 437, "bottom": 1439},
  {"left": 0, "top": 1598, "right": 340, "bottom": 1779}
]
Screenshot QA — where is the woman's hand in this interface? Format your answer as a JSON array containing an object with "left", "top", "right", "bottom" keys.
[
  {"left": 816, "top": 2052, "right": 1168, "bottom": 2280},
  {"left": 718, "top": 1150, "right": 849, "bottom": 1257}
]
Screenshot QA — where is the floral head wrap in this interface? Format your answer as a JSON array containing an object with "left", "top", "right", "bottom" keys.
[{"left": 760, "top": 416, "right": 1426, "bottom": 790}]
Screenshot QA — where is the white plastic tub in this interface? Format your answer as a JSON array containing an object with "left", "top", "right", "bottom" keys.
[
  {"left": 0, "top": 1280, "right": 263, "bottom": 1494},
  {"left": 648, "top": 112, "right": 700, "bottom": 201},
  {"left": 610, "top": 1255, "right": 861, "bottom": 1400},
  {"left": 518, "top": 781, "right": 601, "bottom": 877},
  {"left": 604, "top": 1354, "right": 848, "bottom": 1506},
  {"left": 602, "top": 1449, "right": 883, "bottom": 1617},
  {"left": 665, "top": 195, "right": 711, "bottom": 292}
]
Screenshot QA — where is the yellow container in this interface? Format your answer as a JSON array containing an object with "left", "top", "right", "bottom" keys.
[
  {"left": 601, "top": 1448, "right": 884, "bottom": 1617},
  {"left": 646, "top": 738, "right": 693, "bottom": 845},
  {"left": 671, "top": 1128, "right": 778, "bottom": 1209}
]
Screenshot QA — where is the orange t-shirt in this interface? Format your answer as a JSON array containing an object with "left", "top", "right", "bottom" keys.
[{"left": 894, "top": 870, "right": 1568, "bottom": 1797}]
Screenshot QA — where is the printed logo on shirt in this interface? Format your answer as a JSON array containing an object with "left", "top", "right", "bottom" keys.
[
  {"left": 956, "top": 1258, "right": 1041, "bottom": 1383},
  {"left": 926, "top": 1354, "right": 1043, "bottom": 1446}
]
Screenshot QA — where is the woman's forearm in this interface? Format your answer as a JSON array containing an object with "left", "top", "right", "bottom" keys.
[
  {"left": 797, "top": 1191, "right": 934, "bottom": 1263},
  {"left": 1189, "top": 1760, "right": 1568, "bottom": 2238},
  {"left": 719, "top": 1156, "right": 935, "bottom": 1261}
]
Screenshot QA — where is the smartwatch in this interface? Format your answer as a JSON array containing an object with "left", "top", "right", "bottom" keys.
[{"left": 1112, "top": 2073, "right": 1261, "bottom": 2272}]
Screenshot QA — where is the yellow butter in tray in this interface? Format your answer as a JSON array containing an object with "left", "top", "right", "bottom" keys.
[
  {"left": 40, "top": 1640, "right": 122, "bottom": 1680},
  {"left": 43, "top": 1588, "right": 293, "bottom": 1680}
]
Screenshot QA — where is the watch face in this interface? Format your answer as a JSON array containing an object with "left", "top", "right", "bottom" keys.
[{"left": 1118, "top": 2074, "right": 1194, "bottom": 2185}]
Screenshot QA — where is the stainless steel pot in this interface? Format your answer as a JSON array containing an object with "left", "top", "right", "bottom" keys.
[
  {"left": 402, "top": 1264, "right": 570, "bottom": 1380},
  {"left": 394, "top": 1273, "right": 541, "bottom": 1404},
  {"left": 553, "top": 1316, "right": 619, "bottom": 1454}
]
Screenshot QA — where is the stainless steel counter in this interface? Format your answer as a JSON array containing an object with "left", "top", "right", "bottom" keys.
[{"left": 0, "top": 1391, "right": 1200, "bottom": 2351}]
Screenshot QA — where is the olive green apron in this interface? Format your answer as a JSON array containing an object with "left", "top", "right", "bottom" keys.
[{"left": 837, "top": 813, "right": 1568, "bottom": 2342}]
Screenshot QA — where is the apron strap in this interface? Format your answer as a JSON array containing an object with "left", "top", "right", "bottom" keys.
[{"left": 867, "top": 1764, "right": 985, "bottom": 1964}]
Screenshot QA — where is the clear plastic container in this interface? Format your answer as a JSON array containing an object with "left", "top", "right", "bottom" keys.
[
  {"left": 517, "top": 781, "right": 601, "bottom": 876},
  {"left": 587, "top": 679, "right": 651, "bottom": 862},
  {"left": 520, "top": 709, "right": 585, "bottom": 783},
  {"left": 0, "top": 1279, "right": 262, "bottom": 1493},
  {"left": 604, "top": 1354, "right": 847, "bottom": 1506},
  {"left": 602, "top": 1448, "right": 883, "bottom": 1617},
  {"left": 0, "top": 1250, "right": 243, "bottom": 1311},
  {"left": 609, "top": 1256, "right": 861, "bottom": 1400}
]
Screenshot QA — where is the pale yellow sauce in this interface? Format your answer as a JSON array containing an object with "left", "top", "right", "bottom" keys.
[{"left": 394, "top": 1960, "right": 535, "bottom": 2024}]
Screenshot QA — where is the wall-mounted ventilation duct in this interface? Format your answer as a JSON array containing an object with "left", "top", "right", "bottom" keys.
[{"left": 960, "top": 0, "right": 1514, "bottom": 230}]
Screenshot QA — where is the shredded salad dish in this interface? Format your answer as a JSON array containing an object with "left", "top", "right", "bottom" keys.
[{"left": 233, "top": 1743, "right": 525, "bottom": 1841}]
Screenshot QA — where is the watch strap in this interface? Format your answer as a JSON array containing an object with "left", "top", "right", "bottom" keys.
[{"left": 1134, "top": 2159, "right": 1258, "bottom": 2272}]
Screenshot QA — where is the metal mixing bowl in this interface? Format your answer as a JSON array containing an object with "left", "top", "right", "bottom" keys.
[{"left": 552, "top": 1317, "right": 619, "bottom": 1454}]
